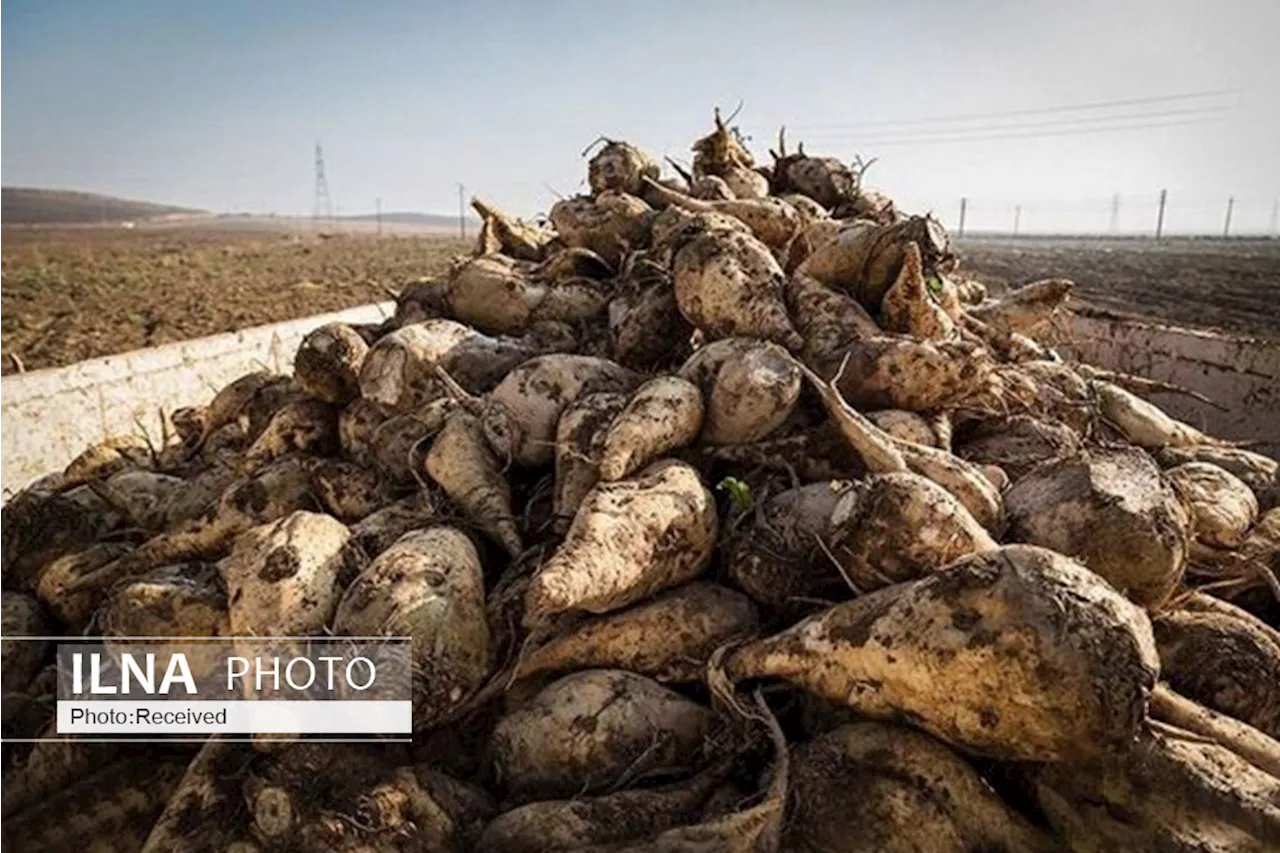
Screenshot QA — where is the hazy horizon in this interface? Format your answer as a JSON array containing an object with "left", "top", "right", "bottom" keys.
[{"left": 5, "top": 0, "right": 1280, "bottom": 234}]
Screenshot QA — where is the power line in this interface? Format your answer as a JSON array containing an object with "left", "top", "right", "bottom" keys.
[
  {"left": 817, "top": 116, "right": 1219, "bottom": 148},
  {"left": 805, "top": 105, "right": 1229, "bottom": 143},
  {"left": 789, "top": 88, "right": 1239, "bottom": 130}
]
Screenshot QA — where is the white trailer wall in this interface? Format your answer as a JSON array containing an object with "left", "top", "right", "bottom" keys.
[
  {"left": 1057, "top": 308, "right": 1279, "bottom": 459},
  {"left": 3, "top": 302, "right": 1277, "bottom": 499},
  {"left": 1, "top": 303, "right": 393, "bottom": 497}
]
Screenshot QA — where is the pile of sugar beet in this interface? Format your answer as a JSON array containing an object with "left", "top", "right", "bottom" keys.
[{"left": 4, "top": 111, "right": 1280, "bottom": 853}]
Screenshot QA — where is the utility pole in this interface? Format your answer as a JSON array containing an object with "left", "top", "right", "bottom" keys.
[
  {"left": 457, "top": 183, "right": 467, "bottom": 240},
  {"left": 1013, "top": 205, "right": 1021, "bottom": 238},
  {"left": 1155, "top": 189, "right": 1167, "bottom": 240},
  {"left": 313, "top": 143, "right": 333, "bottom": 229},
  {"left": 957, "top": 197, "right": 968, "bottom": 238},
  {"left": 376, "top": 197, "right": 383, "bottom": 237},
  {"left": 1109, "top": 194, "right": 1120, "bottom": 234},
  {"left": 1223, "top": 197, "right": 1235, "bottom": 239}
]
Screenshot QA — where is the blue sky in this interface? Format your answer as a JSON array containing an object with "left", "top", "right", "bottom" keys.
[{"left": 4, "top": 0, "right": 1280, "bottom": 233}]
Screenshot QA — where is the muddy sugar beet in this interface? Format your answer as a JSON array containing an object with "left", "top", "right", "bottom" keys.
[{"left": 4, "top": 107, "right": 1279, "bottom": 853}]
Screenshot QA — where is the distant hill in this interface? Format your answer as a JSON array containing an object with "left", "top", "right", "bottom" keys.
[
  {"left": 2, "top": 187, "right": 204, "bottom": 224},
  {"left": 339, "top": 211, "right": 481, "bottom": 228}
]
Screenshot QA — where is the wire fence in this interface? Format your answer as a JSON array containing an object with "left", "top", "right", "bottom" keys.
[
  {"left": 894, "top": 191, "right": 1280, "bottom": 239},
  {"left": 76, "top": 174, "right": 1280, "bottom": 241}
]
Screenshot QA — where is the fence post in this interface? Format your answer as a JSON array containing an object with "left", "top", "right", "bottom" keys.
[
  {"left": 958, "top": 197, "right": 967, "bottom": 238},
  {"left": 457, "top": 184, "right": 467, "bottom": 240},
  {"left": 1155, "top": 189, "right": 1167, "bottom": 240}
]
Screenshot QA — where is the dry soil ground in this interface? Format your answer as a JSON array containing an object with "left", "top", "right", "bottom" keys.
[
  {"left": 956, "top": 236, "right": 1280, "bottom": 341},
  {"left": 2, "top": 226, "right": 1277, "bottom": 374},
  {"left": 1, "top": 226, "right": 468, "bottom": 374}
]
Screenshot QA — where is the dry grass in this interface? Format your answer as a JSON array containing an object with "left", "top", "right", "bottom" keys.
[{"left": 2, "top": 226, "right": 468, "bottom": 374}]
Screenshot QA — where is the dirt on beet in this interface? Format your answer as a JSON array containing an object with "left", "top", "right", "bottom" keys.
[{"left": 1, "top": 225, "right": 468, "bottom": 375}]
